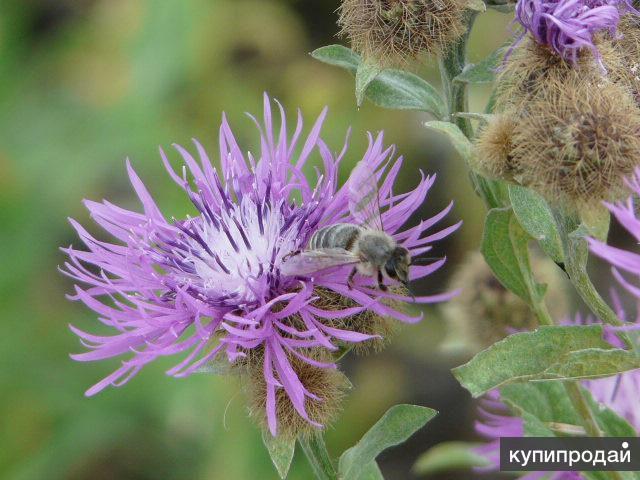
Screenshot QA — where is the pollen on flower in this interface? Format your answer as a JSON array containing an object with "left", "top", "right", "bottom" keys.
[{"left": 337, "top": 0, "right": 469, "bottom": 66}]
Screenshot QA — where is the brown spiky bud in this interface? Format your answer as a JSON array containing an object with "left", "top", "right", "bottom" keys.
[
  {"left": 245, "top": 349, "right": 349, "bottom": 439},
  {"left": 337, "top": 0, "right": 469, "bottom": 66},
  {"left": 472, "top": 113, "right": 518, "bottom": 181},
  {"left": 443, "top": 252, "right": 567, "bottom": 353},
  {"left": 509, "top": 79, "right": 640, "bottom": 206},
  {"left": 610, "top": 16, "right": 640, "bottom": 105},
  {"left": 313, "top": 287, "right": 399, "bottom": 354},
  {"left": 494, "top": 36, "right": 623, "bottom": 112}
]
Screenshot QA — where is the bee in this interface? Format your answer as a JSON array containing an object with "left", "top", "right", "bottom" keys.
[{"left": 281, "top": 160, "right": 412, "bottom": 291}]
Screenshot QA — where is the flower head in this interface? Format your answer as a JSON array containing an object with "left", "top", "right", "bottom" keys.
[
  {"left": 61, "top": 94, "right": 459, "bottom": 436},
  {"left": 338, "top": 0, "right": 469, "bottom": 66},
  {"left": 514, "top": 0, "right": 630, "bottom": 66}
]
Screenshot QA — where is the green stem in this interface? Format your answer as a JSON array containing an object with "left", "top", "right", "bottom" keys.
[
  {"left": 439, "top": 12, "right": 477, "bottom": 138},
  {"left": 299, "top": 434, "right": 337, "bottom": 480}
]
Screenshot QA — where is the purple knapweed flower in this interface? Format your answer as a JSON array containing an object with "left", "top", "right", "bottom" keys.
[
  {"left": 514, "top": 0, "right": 636, "bottom": 66},
  {"left": 61, "top": 94, "right": 459, "bottom": 436}
]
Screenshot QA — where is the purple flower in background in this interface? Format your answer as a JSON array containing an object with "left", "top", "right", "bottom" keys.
[
  {"left": 61, "top": 94, "right": 459, "bottom": 435},
  {"left": 514, "top": 0, "right": 634, "bottom": 66}
]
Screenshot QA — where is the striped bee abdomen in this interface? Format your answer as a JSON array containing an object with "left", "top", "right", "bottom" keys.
[{"left": 309, "top": 223, "right": 362, "bottom": 251}]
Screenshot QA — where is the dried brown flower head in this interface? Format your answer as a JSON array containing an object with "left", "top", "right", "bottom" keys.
[
  {"left": 245, "top": 349, "right": 349, "bottom": 439},
  {"left": 337, "top": 0, "right": 469, "bottom": 66},
  {"left": 510, "top": 79, "right": 640, "bottom": 205},
  {"left": 472, "top": 113, "right": 518, "bottom": 181}
]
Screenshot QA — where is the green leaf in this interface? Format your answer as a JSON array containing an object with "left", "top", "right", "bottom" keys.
[
  {"left": 339, "top": 404, "right": 437, "bottom": 480},
  {"left": 480, "top": 207, "right": 540, "bottom": 304},
  {"left": 508, "top": 185, "right": 564, "bottom": 263},
  {"left": 424, "top": 121, "right": 472, "bottom": 161},
  {"left": 454, "top": 48, "right": 505, "bottom": 84},
  {"left": 367, "top": 70, "right": 445, "bottom": 116},
  {"left": 357, "top": 461, "right": 385, "bottom": 480},
  {"left": 262, "top": 430, "right": 296, "bottom": 480},
  {"left": 311, "top": 44, "right": 359, "bottom": 73},
  {"left": 312, "top": 45, "right": 445, "bottom": 117},
  {"left": 452, "top": 325, "right": 628, "bottom": 397},
  {"left": 355, "top": 61, "right": 382, "bottom": 107},
  {"left": 413, "top": 442, "right": 490, "bottom": 476}
]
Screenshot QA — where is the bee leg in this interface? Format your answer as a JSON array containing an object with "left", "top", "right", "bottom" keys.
[
  {"left": 377, "top": 270, "right": 388, "bottom": 291},
  {"left": 283, "top": 250, "right": 301, "bottom": 261},
  {"left": 347, "top": 267, "right": 357, "bottom": 290}
]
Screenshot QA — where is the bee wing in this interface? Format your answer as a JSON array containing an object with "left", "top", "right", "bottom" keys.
[
  {"left": 349, "top": 160, "right": 384, "bottom": 231},
  {"left": 280, "top": 248, "right": 359, "bottom": 276}
]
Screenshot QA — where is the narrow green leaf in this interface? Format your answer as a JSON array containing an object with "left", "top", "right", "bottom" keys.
[
  {"left": 413, "top": 442, "right": 490, "bottom": 475},
  {"left": 508, "top": 185, "right": 564, "bottom": 263},
  {"left": 311, "top": 44, "right": 359, "bottom": 73},
  {"left": 339, "top": 404, "right": 437, "bottom": 480},
  {"left": 356, "top": 61, "right": 382, "bottom": 107},
  {"left": 454, "top": 48, "right": 505, "bottom": 84},
  {"left": 312, "top": 45, "right": 445, "bottom": 116},
  {"left": 452, "top": 325, "right": 616, "bottom": 397},
  {"left": 262, "top": 430, "right": 296, "bottom": 479},
  {"left": 424, "top": 121, "right": 472, "bottom": 161},
  {"left": 480, "top": 208, "right": 535, "bottom": 303},
  {"left": 538, "top": 348, "right": 640, "bottom": 381}
]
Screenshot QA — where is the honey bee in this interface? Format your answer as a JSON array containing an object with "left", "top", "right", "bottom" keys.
[{"left": 281, "top": 160, "right": 412, "bottom": 291}]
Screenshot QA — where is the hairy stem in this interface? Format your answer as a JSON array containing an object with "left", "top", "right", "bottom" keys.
[
  {"left": 439, "top": 12, "right": 477, "bottom": 138},
  {"left": 299, "top": 434, "right": 338, "bottom": 480}
]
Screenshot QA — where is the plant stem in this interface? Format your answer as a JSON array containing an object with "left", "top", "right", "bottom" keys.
[
  {"left": 439, "top": 12, "right": 477, "bottom": 138},
  {"left": 299, "top": 434, "right": 337, "bottom": 480}
]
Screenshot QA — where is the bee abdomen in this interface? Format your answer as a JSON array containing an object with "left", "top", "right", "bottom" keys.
[{"left": 310, "top": 223, "right": 362, "bottom": 251}]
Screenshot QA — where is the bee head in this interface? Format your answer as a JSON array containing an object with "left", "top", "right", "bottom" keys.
[{"left": 385, "top": 246, "right": 411, "bottom": 287}]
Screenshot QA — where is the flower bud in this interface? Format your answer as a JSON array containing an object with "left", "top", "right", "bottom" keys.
[
  {"left": 314, "top": 287, "right": 399, "bottom": 354},
  {"left": 443, "top": 252, "right": 567, "bottom": 353},
  {"left": 472, "top": 112, "right": 518, "bottom": 181},
  {"left": 337, "top": 0, "right": 469, "bottom": 66},
  {"left": 510, "top": 79, "right": 640, "bottom": 206},
  {"left": 245, "top": 349, "right": 348, "bottom": 439}
]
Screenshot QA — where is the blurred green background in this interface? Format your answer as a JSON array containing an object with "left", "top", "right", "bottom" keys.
[{"left": 0, "top": 1, "right": 525, "bottom": 479}]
